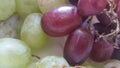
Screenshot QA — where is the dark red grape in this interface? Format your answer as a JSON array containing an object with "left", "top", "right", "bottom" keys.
[
  {"left": 94, "top": 23, "right": 116, "bottom": 34},
  {"left": 41, "top": 5, "right": 82, "bottom": 37},
  {"left": 111, "top": 35, "right": 120, "bottom": 60},
  {"left": 64, "top": 28, "right": 93, "bottom": 66},
  {"left": 77, "top": 0, "right": 108, "bottom": 16},
  {"left": 69, "top": 0, "right": 79, "bottom": 5},
  {"left": 90, "top": 37, "right": 114, "bottom": 62},
  {"left": 96, "top": 13, "right": 111, "bottom": 25},
  {"left": 94, "top": 23, "right": 106, "bottom": 34},
  {"left": 116, "top": 1, "right": 120, "bottom": 20}
]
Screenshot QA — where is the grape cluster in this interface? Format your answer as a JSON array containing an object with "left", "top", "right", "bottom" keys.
[{"left": 41, "top": 0, "right": 120, "bottom": 66}]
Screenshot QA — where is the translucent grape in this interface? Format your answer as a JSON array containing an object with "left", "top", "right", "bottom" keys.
[
  {"left": 41, "top": 5, "right": 82, "bottom": 37},
  {"left": 0, "top": 0, "right": 16, "bottom": 21},
  {"left": 34, "top": 56, "right": 70, "bottom": 68},
  {"left": 0, "top": 38, "right": 31, "bottom": 68},
  {"left": 38, "top": 0, "right": 68, "bottom": 13},
  {"left": 64, "top": 28, "right": 93, "bottom": 66},
  {"left": 16, "top": 0, "right": 40, "bottom": 18},
  {"left": 21, "top": 13, "right": 49, "bottom": 52}
]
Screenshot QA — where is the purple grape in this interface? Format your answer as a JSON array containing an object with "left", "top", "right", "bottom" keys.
[
  {"left": 69, "top": 0, "right": 79, "bottom": 5},
  {"left": 96, "top": 13, "right": 111, "bottom": 25},
  {"left": 77, "top": 0, "right": 108, "bottom": 16},
  {"left": 64, "top": 28, "right": 93, "bottom": 66},
  {"left": 41, "top": 5, "right": 82, "bottom": 37},
  {"left": 90, "top": 37, "right": 114, "bottom": 62}
]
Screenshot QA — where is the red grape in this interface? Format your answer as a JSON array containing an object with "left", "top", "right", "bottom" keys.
[
  {"left": 90, "top": 37, "right": 114, "bottom": 62},
  {"left": 64, "top": 28, "right": 93, "bottom": 66},
  {"left": 116, "top": 1, "right": 120, "bottom": 20},
  {"left": 111, "top": 35, "right": 120, "bottom": 60},
  {"left": 41, "top": 5, "right": 82, "bottom": 37},
  {"left": 77, "top": 0, "right": 108, "bottom": 16},
  {"left": 96, "top": 13, "right": 111, "bottom": 25},
  {"left": 69, "top": 0, "right": 79, "bottom": 5}
]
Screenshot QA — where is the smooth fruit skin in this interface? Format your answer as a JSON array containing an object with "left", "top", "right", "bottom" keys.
[
  {"left": 0, "top": 0, "right": 16, "bottom": 21},
  {"left": 34, "top": 56, "right": 70, "bottom": 68},
  {"left": 38, "top": 0, "right": 68, "bottom": 13},
  {"left": 64, "top": 28, "right": 93, "bottom": 66},
  {"left": 77, "top": 0, "right": 107, "bottom": 16},
  {"left": 90, "top": 38, "right": 114, "bottom": 62},
  {"left": 21, "top": 13, "right": 49, "bottom": 53},
  {"left": 41, "top": 5, "right": 82, "bottom": 37},
  {"left": 0, "top": 38, "right": 31, "bottom": 68}
]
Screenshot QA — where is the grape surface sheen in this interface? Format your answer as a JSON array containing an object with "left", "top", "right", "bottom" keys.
[
  {"left": 41, "top": 5, "right": 82, "bottom": 37},
  {"left": 90, "top": 37, "right": 114, "bottom": 62},
  {"left": 77, "top": 0, "right": 107, "bottom": 16},
  {"left": 0, "top": 0, "right": 16, "bottom": 21},
  {"left": 64, "top": 28, "right": 93, "bottom": 66},
  {"left": 0, "top": 38, "right": 31, "bottom": 68},
  {"left": 21, "top": 13, "right": 49, "bottom": 52}
]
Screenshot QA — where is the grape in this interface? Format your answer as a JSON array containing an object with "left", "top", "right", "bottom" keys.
[
  {"left": 16, "top": 0, "right": 40, "bottom": 18},
  {"left": 94, "top": 23, "right": 116, "bottom": 34},
  {"left": 90, "top": 37, "right": 114, "bottom": 62},
  {"left": 69, "top": 0, "right": 79, "bottom": 5},
  {"left": 38, "top": 0, "right": 68, "bottom": 13},
  {"left": 34, "top": 56, "right": 70, "bottom": 68},
  {"left": 96, "top": 13, "right": 111, "bottom": 25},
  {"left": 64, "top": 28, "right": 93, "bottom": 66},
  {"left": 41, "top": 5, "right": 82, "bottom": 37},
  {"left": 116, "top": 1, "right": 120, "bottom": 20},
  {"left": 0, "top": 38, "right": 31, "bottom": 68},
  {"left": 77, "top": 0, "right": 108, "bottom": 16},
  {"left": 111, "top": 35, "right": 120, "bottom": 60},
  {"left": 21, "top": 13, "right": 49, "bottom": 52},
  {"left": 0, "top": 0, "right": 16, "bottom": 21}
]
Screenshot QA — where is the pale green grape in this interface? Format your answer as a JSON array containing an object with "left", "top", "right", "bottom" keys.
[
  {"left": 21, "top": 13, "right": 49, "bottom": 52},
  {"left": 0, "top": 0, "right": 16, "bottom": 21},
  {"left": 16, "top": 0, "right": 40, "bottom": 18},
  {"left": 34, "top": 56, "right": 70, "bottom": 68},
  {"left": 38, "top": 0, "right": 69, "bottom": 13},
  {"left": 0, "top": 38, "right": 31, "bottom": 68}
]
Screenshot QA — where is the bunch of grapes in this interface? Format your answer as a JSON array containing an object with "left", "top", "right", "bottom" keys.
[{"left": 41, "top": 0, "right": 120, "bottom": 66}]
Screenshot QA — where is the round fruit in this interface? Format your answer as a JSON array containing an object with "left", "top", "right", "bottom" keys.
[
  {"left": 38, "top": 0, "right": 68, "bottom": 13},
  {"left": 21, "top": 13, "right": 49, "bottom": 52},
  {"left": 0, "top": 0, "right": 16, "bottom": 21},
  {"left": 16, "top": 0, "right": 40, "bottom": 18},
  {"left": 34, "top": 56, "right": 69, "bottom": 68},
  {"left": 41, "top": 5, "right": 82, "bottom": 37},
  {"left": 0, "top": 38, "right": 31, "bottom": 68}
]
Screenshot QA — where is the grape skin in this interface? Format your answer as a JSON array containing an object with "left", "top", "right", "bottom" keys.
[
  {"left": 90, "top": 37, "right": 114, "bottom": 62},
  {"left": 38, "top": 0, "right": 68, "bottom": 13},
  {"left": 16, "top": 0, "right": 40, "bottom": 18},
  {"left": 64, "top": 28, "right": 93, "bottom": 66},
  {"left": 21, "top": 13, "right": 49, "bottom": 53},
  {"left": 0, "top": 0, "right": 16, "bottom": 21},
  {"left": 0, "top": 38, "right": 31, "bottom": 68},
  {"left": 41, "top": 5, "right": 82, "bottom": 37},
  {"left": 77, "top": 0, "right": 108, "bottom": 16},
  {"left": 34, "top": 56, "right": 70, "bottom": 68}
]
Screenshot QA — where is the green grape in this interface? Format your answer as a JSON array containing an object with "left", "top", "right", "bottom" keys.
[
  {"left": 0, "top": 0, "right": 16, "bottom": 21},
  {"left": 16, "top": 0, "right": 40, "bottom": 18},
  {"left": 0, "top": 38, "right": 31, "bottom": 68},
  {"left": 38, "top": 0, "right": 69, "bottom": 13},
  {"left": 21, "top": 13, "right": 49, "bottom": 52},
  {"left": 34, "top": 56, "right": 70, "bottom": 68}
]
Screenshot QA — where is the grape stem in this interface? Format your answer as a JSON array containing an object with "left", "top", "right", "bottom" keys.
[
  {"left": 99, "top": 0, "right": 120, "bottom": 38},
  {"left": 32, "top": 54, "right": 40, "bottom": 60}
]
